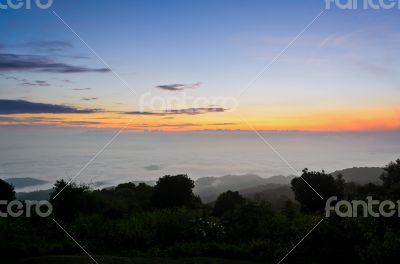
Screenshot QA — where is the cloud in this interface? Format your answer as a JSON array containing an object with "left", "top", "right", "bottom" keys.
[
  {"left": 209, "top": 122, "right": 238, "bottom": 126},
  {"left": 23, "top": 41, "right": 73, "bottom": 53},
  {"left": 1, "top": 74, "right": 51, "bottom": 87},
  {"left": 81, "top": 97, "right": 98, "bottom": 101},
  {"left": 0, "top": 53, "right": 110, "bottom": 73},
  {"left": 156, "top": 82, "right": 202, "bottom": 91},
  {"left": 0, "top": 116, "right": 102, "bottom": 127},
  {"left": 0, "top": 74, "right": 26, "bottom": 82},
  {"left": 144, "top": 165, "right": 163, "bottom": 171},
  {"left": 124, "top": 111, "right": 162, "bottom": 116},
  {"left": 63, "top": 121, "right": 101, "bottom": 126},
  {"left": 0, "top": 100, "right": 100, "bottom": 114},
  {"left": 22, "top": 80, "right": 50, "bottom": 87},
  {"left": 0, "top": 116, "right": 18, "bottom": 122},
  {"left": 125, "top": 107, "right": 227, "bottom": 116},
  {"left": 137, "top": 123, "right": 197, "bottom": 128},
  {"left": 163, "top": 107, "right": 226, "bottom": 115},
  {"left": 0, "top": 116, "right": 61, "bottom": 123},
  {"left": 72, "top": 88, "right": 92, "bottom": 91}
]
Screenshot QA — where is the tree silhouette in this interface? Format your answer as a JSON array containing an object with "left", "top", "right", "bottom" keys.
[
  {"left": 50, "top": 180, "right": 96, "bottom": 221},
  {"left": 213, "top": 190, "right": 245, "bottom": 217},
  {"left": 151, "top": 174, "right": 199, "bottom": 208},
  {"left": 380, "top": 159, "right": 400, "bottom": 200},
  {"left": 291, "top": 169, "right": 344, "bottom": 213},
  {"left": 0, "top": 179, "right": 15, "bottom": 201}
]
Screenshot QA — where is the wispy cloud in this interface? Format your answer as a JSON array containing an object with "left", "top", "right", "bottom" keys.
[
  {"left": 133, "top": 123, "right": 199, "bottom": 128},
  {"left": 125, "top": 107, "right": 227, "bottom": 116},
  {"left": 22, "top": 40, "right": 73, "bottom": 53},
  {"left": 0, "top": 74, "right": 50, "bottom": 87},
  {"left": 164, "top": 107, "right": 226, "bottom": 115},
  {"left": 0, "top": 116, "right": 102, "bottom": 127},
  {"left": 0, "top": 74, "right": 26, "bottom": 82},
  {"left": 81, "top": 97, "right": 98, "bottom": 101},
  {"left": 124, "top": 111, "right": 162, "bottom": 116},
  {"left": 209, "top": 122, "right": 238, "bottom": 126},
  {"left": 144, "top": 164, "right": 163, "bottom": 171},
  {"left": 72, "top": 88, "right": 92, "bottom": 91},
  {"left": 156, "top": 82, "right": 202, "bottom": 91},
  {"left": 22, "top": 80, "right": 50, "bottom": 87},
  {"left": 0, "top": 100, "right": 100, "bottom": 114},
  {"left": 0, "top": 53, "right": 110, "bottom": 73}
]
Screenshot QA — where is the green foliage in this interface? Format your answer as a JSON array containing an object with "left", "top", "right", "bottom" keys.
[{"left": 4, "top": 160, "right": 400, "bottom": 263}]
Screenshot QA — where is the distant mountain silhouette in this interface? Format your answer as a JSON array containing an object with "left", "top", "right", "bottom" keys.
[
  {"left": 331, "top": 167, "right": 383, "bottom": 184},
  {"left": 194, "top": 167, "right": 384, "bottom": 203},
  {"left": 17, "top": 189, "right": 53, "bottom": 200},
  {"left": 242, "top": 185, "right": 296, "bottom": 210},
  {"left": 4, "top": 177, "right": 47, "bottom": 188},
  {"left": 194, "top": 174, "right": 294, "bottom": 202},
  {"left": 13, "top": 167, "right": 384, "bottom": 203}
]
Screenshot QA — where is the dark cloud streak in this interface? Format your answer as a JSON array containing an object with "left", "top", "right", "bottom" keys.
[
  {"left": 81, "top": 97, "right": 98, "bottom": 101},
  {"left": 156, "top": 82, "right": 202, "bottom": 91},
  {"left": 125, "top": 107, "right": 227, "bottom": 116},
  {"left": 22, "top": 80, "right": 50, "bottom": 87},
  {"left": 0, "top": 100, "right": 100, "bottom": 114},
  {"left": 72, "top": 88, "right": 92, "bottom": 91},
  {"left": 0, "top": 53, "right": 110, "bottom": 73}
]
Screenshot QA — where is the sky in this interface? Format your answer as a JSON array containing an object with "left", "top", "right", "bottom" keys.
[{"left": 1, "top": 0, "right": 400, "bottom": 131}]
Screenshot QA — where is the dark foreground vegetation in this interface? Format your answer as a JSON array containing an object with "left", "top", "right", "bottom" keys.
[{"left": 1, "top": 159, "right": 400, "bottom": 263}]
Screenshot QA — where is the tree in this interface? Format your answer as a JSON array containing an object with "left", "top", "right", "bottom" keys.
[
  {"left": 213, "top": 190, "right": 245, "bottom": 217},
  {"left": 282, "top": 199, "right": 296, "bottom": 218},
  {"left": 380, "top": 159, "right": 400, "bottom": 200},
  {"left": 0, "top": 179, "right": 15, "bottom": 201},
  {"left": 380, "top": 159, "right": 400, "bottom": 187},
  {"left": 151, "top": 174, "right": 200, "bottom": 208},
  {"left": 50, "top": 180, "right": 97, "bottom": 221},
  {"left": 291, "top": 169, "right": 344, "bottom": 213},
  {"left": 96, "top": 182, "right": 155, "bottom": 217}
]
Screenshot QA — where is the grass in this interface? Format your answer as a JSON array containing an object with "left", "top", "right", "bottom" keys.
[{"left": 9, "top": 255, "right": 260, "bottom": 264}]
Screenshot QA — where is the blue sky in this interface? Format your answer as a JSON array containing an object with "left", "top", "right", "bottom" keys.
[{"left": 1, "top": 0, "right": 400, "bottom": 131}]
